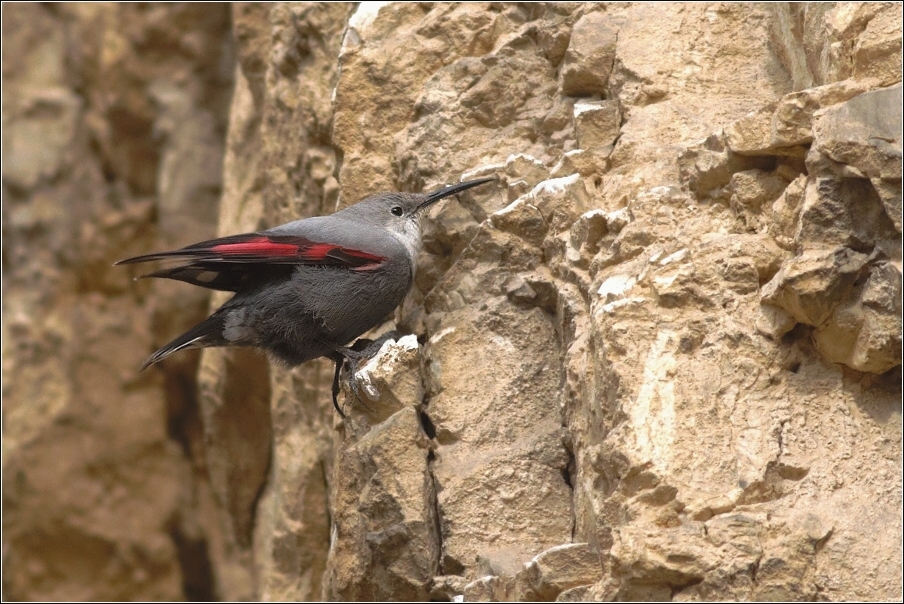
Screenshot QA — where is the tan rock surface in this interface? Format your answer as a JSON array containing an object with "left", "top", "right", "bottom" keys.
[
  {"left": 2, "top": 3, "right": 233, "bottom": 600},
  {"left": 4, "top": 3, "right": 901, "bottom": 601}
]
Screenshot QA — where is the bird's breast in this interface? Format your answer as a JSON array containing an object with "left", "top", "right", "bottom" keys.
[{"left": 290, "top": 259, "right": 412, "bottom": 344}]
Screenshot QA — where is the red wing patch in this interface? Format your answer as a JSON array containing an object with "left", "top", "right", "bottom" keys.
[
  {"left": 211, "top": 237, "right": 302, "bottom": 257},
  {"left": 117, "top": 233, "right": 385, "bottom": 268}
]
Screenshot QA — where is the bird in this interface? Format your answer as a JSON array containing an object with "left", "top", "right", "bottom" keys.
[{"left": 117, "top": 176, "right": 495, "bottom": 415}]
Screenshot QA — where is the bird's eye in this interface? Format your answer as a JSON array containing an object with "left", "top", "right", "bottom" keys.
[{"left": 391, "top": 206, "right": 404, "bottom": 216}]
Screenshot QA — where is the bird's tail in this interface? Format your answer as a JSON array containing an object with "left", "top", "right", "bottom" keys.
[{"left": 142, "top": 312, "right": 228, "bottom": 370}]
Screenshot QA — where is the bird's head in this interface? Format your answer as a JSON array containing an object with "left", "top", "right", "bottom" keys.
[{"left": 337, "top": 177, "right": 495, "bottom": 250}]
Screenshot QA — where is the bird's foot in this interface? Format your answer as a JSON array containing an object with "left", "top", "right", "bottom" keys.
[
  {"left": 348, "top": 330, "right": 402, "bottom": 358},
  {"left": 329, "top": 356, "right": 370, "bottom": 418},
  {"left": 329, "top": 331, "right": 402, "bottom": 416},
  {"left": 342, "top": 353, "right": 373, "bottom": 413},
  {"left": 329, "top": 355, "right": 374, "bottom": 417}
]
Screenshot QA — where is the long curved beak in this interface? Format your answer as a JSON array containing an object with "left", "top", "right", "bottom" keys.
[{"left": 417, "top": 177, "right": 495, "bottom": 212}]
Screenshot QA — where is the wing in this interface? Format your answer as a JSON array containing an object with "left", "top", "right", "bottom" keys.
[{"left": 117, "top": 232, "right": 386, "bottom": 291}]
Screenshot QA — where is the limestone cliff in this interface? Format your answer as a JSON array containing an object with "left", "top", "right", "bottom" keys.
[{"left": 3, "top": 3, "right": 901, "bottom": 601}]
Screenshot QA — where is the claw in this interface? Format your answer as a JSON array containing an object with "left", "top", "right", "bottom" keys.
[{"left": 329, "top": 354, "right": 346, "bottom": 418}]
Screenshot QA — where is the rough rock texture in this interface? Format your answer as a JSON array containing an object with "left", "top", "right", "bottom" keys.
[
  {"left": 196, "top": 5, "right": 354, "bottom": 600},
  {"left": 4, "top": 3, "right": 901, "bottom": 602},
  {"left": 2, "top": 4, "right": 233, "bottom": 600}
]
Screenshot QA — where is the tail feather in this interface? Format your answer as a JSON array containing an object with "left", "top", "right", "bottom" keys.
[{"left": 142, "top": 313, "right": 228, "bottom": 370}]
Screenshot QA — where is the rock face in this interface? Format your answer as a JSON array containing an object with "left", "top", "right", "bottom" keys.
[{"left": 3, "top": 3, "right": 901, "bottom": 602}]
